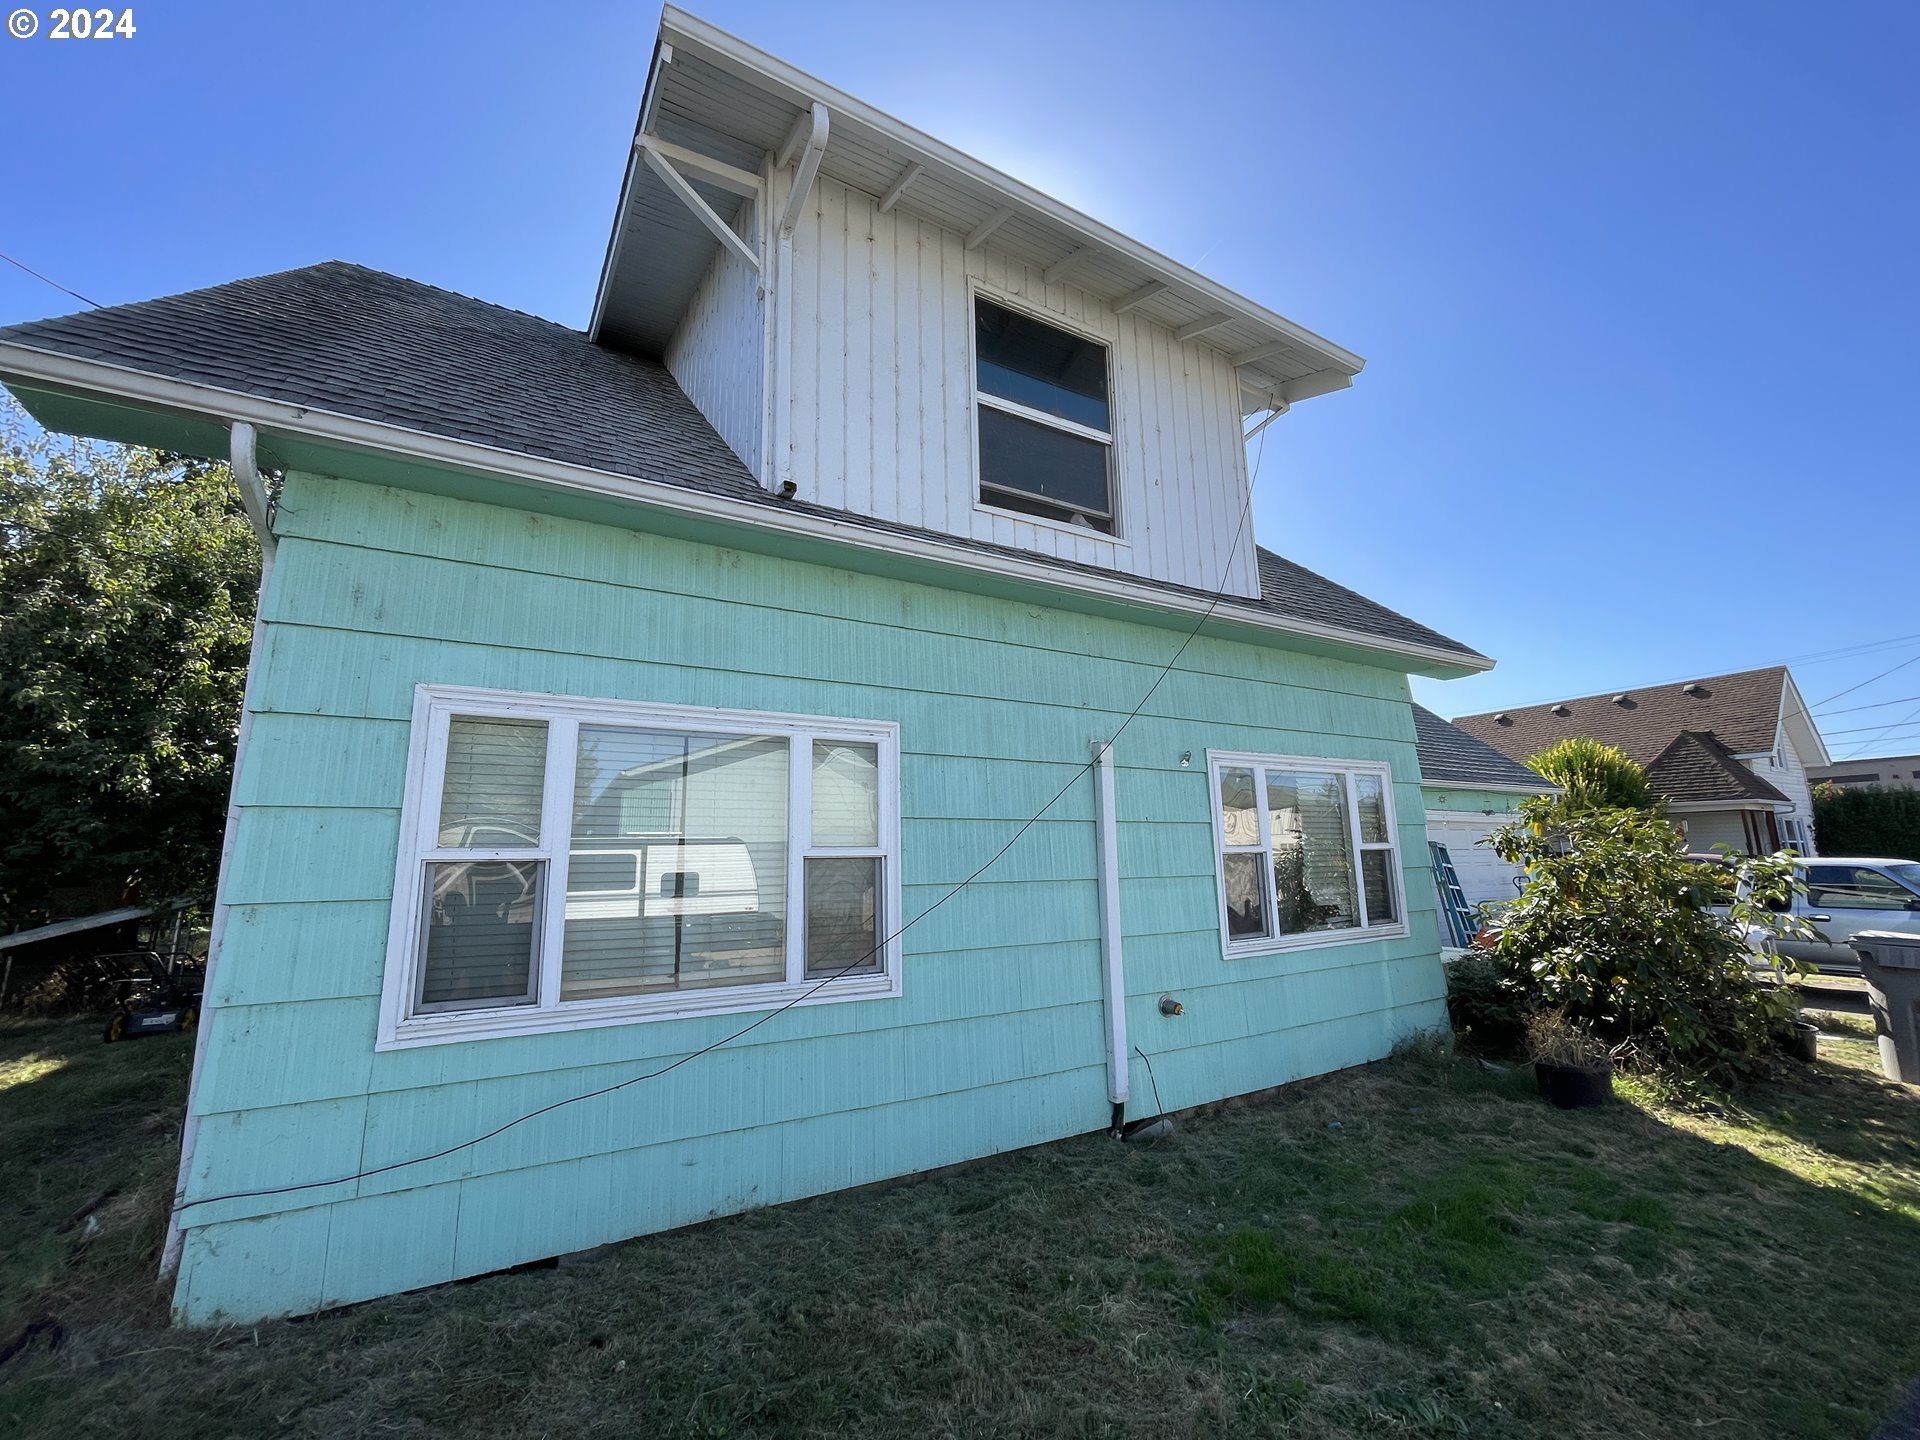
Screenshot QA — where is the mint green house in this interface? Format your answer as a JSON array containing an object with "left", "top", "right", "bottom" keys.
[{"left": 0, "top": 10, "right": 1491, "bottom": 1325}]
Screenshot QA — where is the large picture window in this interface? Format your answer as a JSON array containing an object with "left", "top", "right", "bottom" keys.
[
  {"left": 379, "top": 687, "right": 901, "bottom": 1048},
  {"left": 1208, "top": 751, "right": 1405, "bottom": 955},
  {"left": 972, "top": 295, "right": 1116, "bottom": 534}
]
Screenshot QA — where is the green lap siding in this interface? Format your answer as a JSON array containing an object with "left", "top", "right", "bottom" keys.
[{"left": 173, "top": 470, "right": 1447, "bottom": 1324}]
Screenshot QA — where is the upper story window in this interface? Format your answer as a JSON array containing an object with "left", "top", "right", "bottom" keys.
[
  {"left": 973, "top": 297, "right": 1115, "bottom": 535},
  {"left": 378, "top": 686, "right": 900, "bottom": 1048}
]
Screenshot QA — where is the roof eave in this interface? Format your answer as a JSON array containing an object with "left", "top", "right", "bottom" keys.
[
  {"left": 0, "top": 342, "right": 1486, "bottom": 678},
  {"left": 595, "top": 6, "right": 1363, "bottom": 387},
  {"left": 1666, "top": 799, "right": 1792, "bottom": 813}
]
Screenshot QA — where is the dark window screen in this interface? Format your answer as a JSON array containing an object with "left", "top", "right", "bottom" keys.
[{"left": 977, "top": 407, "right": 1113, "bottom": 532}]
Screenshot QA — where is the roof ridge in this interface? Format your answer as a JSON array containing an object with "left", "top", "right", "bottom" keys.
[{"left": 1453, "top": 663, "right": 1788, "bottom": 723}]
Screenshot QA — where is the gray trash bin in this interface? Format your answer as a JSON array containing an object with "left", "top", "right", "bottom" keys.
[{"left": 1852, "top": 930, "right": 1920, "bottom": 1084}]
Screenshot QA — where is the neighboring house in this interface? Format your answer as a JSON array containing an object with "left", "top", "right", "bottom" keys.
[
  {"left": 1411, "top": 705, "right": 1555, "bottom": 937},
  {"left": 1453, "top": 666, "right": 1828, "bottom": 855},
  {"left": 0, "top": 10, "right": 1492, "bottom": 1325},
  {"left": 1809, "top": 754, "right": 1920, "bottom": 792}
]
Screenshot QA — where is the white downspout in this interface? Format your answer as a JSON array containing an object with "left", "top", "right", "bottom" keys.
[
  {"left": 772, "top": 102, "right": 828, "bottom": 496},
  {"left": 161, "top": 421, "right": 276, "bottom": 1288},
  {"left": 1090, "top": 738, "right": 1129, "bottom": 1130}
]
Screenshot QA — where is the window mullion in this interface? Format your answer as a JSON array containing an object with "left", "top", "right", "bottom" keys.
[
  {"left": 788, "top": 735, "right": 811, "bottom": 985},
  {"left": 975, "top": 391, "right": 1113, "bottom": 444},
  {"left": 1344, "top": 772, "right": 1370, "bottom": 930},
  {"left": 1252, "top": 766, "right": 1280, "bottom": 939},
  {"left": 536, "top": 715, "right": 577, "bottom": 1010}
]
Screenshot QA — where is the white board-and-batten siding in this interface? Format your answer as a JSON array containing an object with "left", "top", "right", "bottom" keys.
[
  {"left": 662, "top": 169, "right": 1261, "bottom": 601},
  {"left": 663, "top": 201, "right": 765, "bottom": 475}
]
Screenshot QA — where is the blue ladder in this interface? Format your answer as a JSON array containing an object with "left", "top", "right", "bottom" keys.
[{"left": 1430, "top": 842, "right": 1476, "bottom": 948}]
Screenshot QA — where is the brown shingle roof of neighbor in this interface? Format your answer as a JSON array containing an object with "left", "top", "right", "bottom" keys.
[
  {"left": 1452, "top": 665, "right": 1791, "bottom": 769},
  {"left": 1411, "top": 704, "right": 1552, "bottom": 790},
  {"left": 1644, "top": 731, "right": 1791, "bottom": 806},
  {"left": 0, "top": 262, "right": 1486, "bottom": 665}
]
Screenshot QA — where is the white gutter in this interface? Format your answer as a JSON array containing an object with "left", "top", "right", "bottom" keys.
[
  {"left": 1090, "top": 738, "right": 1129, "bottom": 1123},
  {"left": 0, "top": 343, "right": 1491, "bottom": 676},
  {"left": 162, "top": 421, "right": 276, "bottom": 1287}
]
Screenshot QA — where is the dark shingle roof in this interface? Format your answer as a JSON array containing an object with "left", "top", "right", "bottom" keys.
[
  {"left": 1412, "top": 704, "right": 1551, "bottom": 790},
  {"left": 1644, "top": 731, "right": 1790, "bottom": 805},
  {"left": 1453, "top": 666, "right": 1789, "bottom": 767},
  {"left": 0, "top": 262, "right": 1484, "bottom": 664}
]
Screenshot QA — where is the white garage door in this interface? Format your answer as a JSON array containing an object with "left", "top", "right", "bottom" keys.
[{"left": 1429, "top": 818, "right": 1525, "bottom": 910}]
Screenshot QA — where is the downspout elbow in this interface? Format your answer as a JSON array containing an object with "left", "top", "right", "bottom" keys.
[{"left": 228, "top": 421, "right": 275, "bottom": 556}]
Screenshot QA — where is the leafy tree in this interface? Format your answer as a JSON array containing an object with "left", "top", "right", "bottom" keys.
[
  {"left": 1527, "top": 736, "right": 1653, "bottom": 812},
  {"left": 0, "top": 404, "right": 259, "bottom": 928},
  {"left": 1483, "top": 796, "right": 1812, "bottom": 1081}
]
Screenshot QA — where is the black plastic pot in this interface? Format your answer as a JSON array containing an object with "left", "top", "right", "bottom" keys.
[
  {"left": 1789, "top": 1020, "right": 1820, "bottom": 1063},
  {"left": 1534, "top": 1059, "right": 1614, "bottom": 1109}
]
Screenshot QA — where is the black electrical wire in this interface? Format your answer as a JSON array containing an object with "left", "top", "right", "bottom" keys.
[
  {"left": 1132, "top": 1044, "right": 1167, "bottom": 1123},
  {"left": 0, "top": 248, "right": 100, "bottom": 309},
  {"left": 174, "top": 420, "right": 1279, "bottom": 1217}
]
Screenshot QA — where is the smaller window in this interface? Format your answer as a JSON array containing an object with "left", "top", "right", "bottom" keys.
[
  {"left": 973, "top": 297, "right": 1115, "bottom": 534},
  {"left": 1209, "top": 752, "right": 1406, "bottom": 956}
]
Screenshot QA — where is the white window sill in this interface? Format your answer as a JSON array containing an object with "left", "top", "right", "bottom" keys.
[
  {"left": 1224, "top": 924, "right": 1410, "bottom": 962},
  {"left": 377, "top": 970, "right": 902, "bottom": 1051},
  {"left": 973, "top": 501, "right": 1133, "bottom": 549}
]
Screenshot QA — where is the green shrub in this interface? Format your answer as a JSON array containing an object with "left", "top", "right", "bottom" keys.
[
  {"left": 1527, "top": 737, "right": 1652, "bottom": 812},
  {"left": 1443, "top": 951, "right": 1527, "bottom": 1056},
  {"left": 1483, "top": 797, "right": 1813, "bottom": 1082},
  {"left": 1812, "top": 782, "right": 1920, "bottom": 860}
]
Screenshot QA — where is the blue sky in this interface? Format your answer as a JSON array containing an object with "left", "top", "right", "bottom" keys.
[{"left": 2, "top": 1, "right": 1915, "bottom": 756}]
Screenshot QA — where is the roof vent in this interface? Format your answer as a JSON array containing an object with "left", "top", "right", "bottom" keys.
[
  {"left": 1494, "top": 713, "right": 1511, "bottom": 725},
  {"left": 1682, "top": 682, "right": 1708, "bottom": 697},
  {"left": 1550, "top": 704, "right": 1571, "bottom": 717},
  {"left": 1612, "top": 693, "right": 1631, "bottom": 706}
]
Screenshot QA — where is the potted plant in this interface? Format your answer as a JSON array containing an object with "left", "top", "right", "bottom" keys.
[
  {"left": 1526, "top": 1012, "right": 1617, "bottom": 1109},
  {"left": 1783, "top": 1009, "right": 1820, "bottom": 1063}
]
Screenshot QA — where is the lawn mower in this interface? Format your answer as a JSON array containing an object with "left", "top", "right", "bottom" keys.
[{"left": 89, "top": 950, "right": 205, "bottom": 1042}]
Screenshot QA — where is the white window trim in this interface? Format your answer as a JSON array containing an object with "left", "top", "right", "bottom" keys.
[
  {"left": 966, "top": 282, "right": 1126, "bottom": 544},
  {"left": 376, "top": 685, "right": 902, "bottom": 1051},
  {"left": 1205, "top": 749, "right": 1411, "bottom": 959}
]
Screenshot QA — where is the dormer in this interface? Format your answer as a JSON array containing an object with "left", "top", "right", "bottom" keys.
[{"left": 591, "top": 7, "right": 1363, "bottom": 601}]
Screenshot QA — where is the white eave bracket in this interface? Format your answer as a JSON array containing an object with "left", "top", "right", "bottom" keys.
[
  {"left": 779, "top": 102, "right": 830, "bottom": 237},
  {"left": 637, "top": 136, "right": 762, "bottom": 272}
]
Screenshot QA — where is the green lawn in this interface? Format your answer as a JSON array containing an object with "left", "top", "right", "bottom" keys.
[{"left": 1, "top": 1009, "right": 1915, "bottom": 1439}]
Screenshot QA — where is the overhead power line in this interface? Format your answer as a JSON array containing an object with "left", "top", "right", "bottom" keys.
[
  {"left": 1813, "top": 693, "right": 1920, "bottom": 718},
  {"left": 1481, "top": 633, "right": 1920, "bottom": 717},
  {"left": 0, "top": 248, "right": 101, "bottom": 309}
]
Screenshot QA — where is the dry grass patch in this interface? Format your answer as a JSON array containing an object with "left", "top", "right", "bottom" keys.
[{"left": 2, "top": 1020, "right": 1917, "bottom": 1438}]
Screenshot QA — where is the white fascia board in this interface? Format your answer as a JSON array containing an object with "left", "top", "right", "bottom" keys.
[
  {"left": 589, "top": 31, "right": 674, "bottom": 342},
  {"left": 0, "top": 343, "right": 1488, "bottom": 676},
  {"left": 651, "top": 5, "right": 1366, "bottom": 383},
  {"left": 1777, "top": 670, "right": 1831, "bottom": 767},
  {"left": 1665, "top": 799, "right": 1787, "bottom": 813}
]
